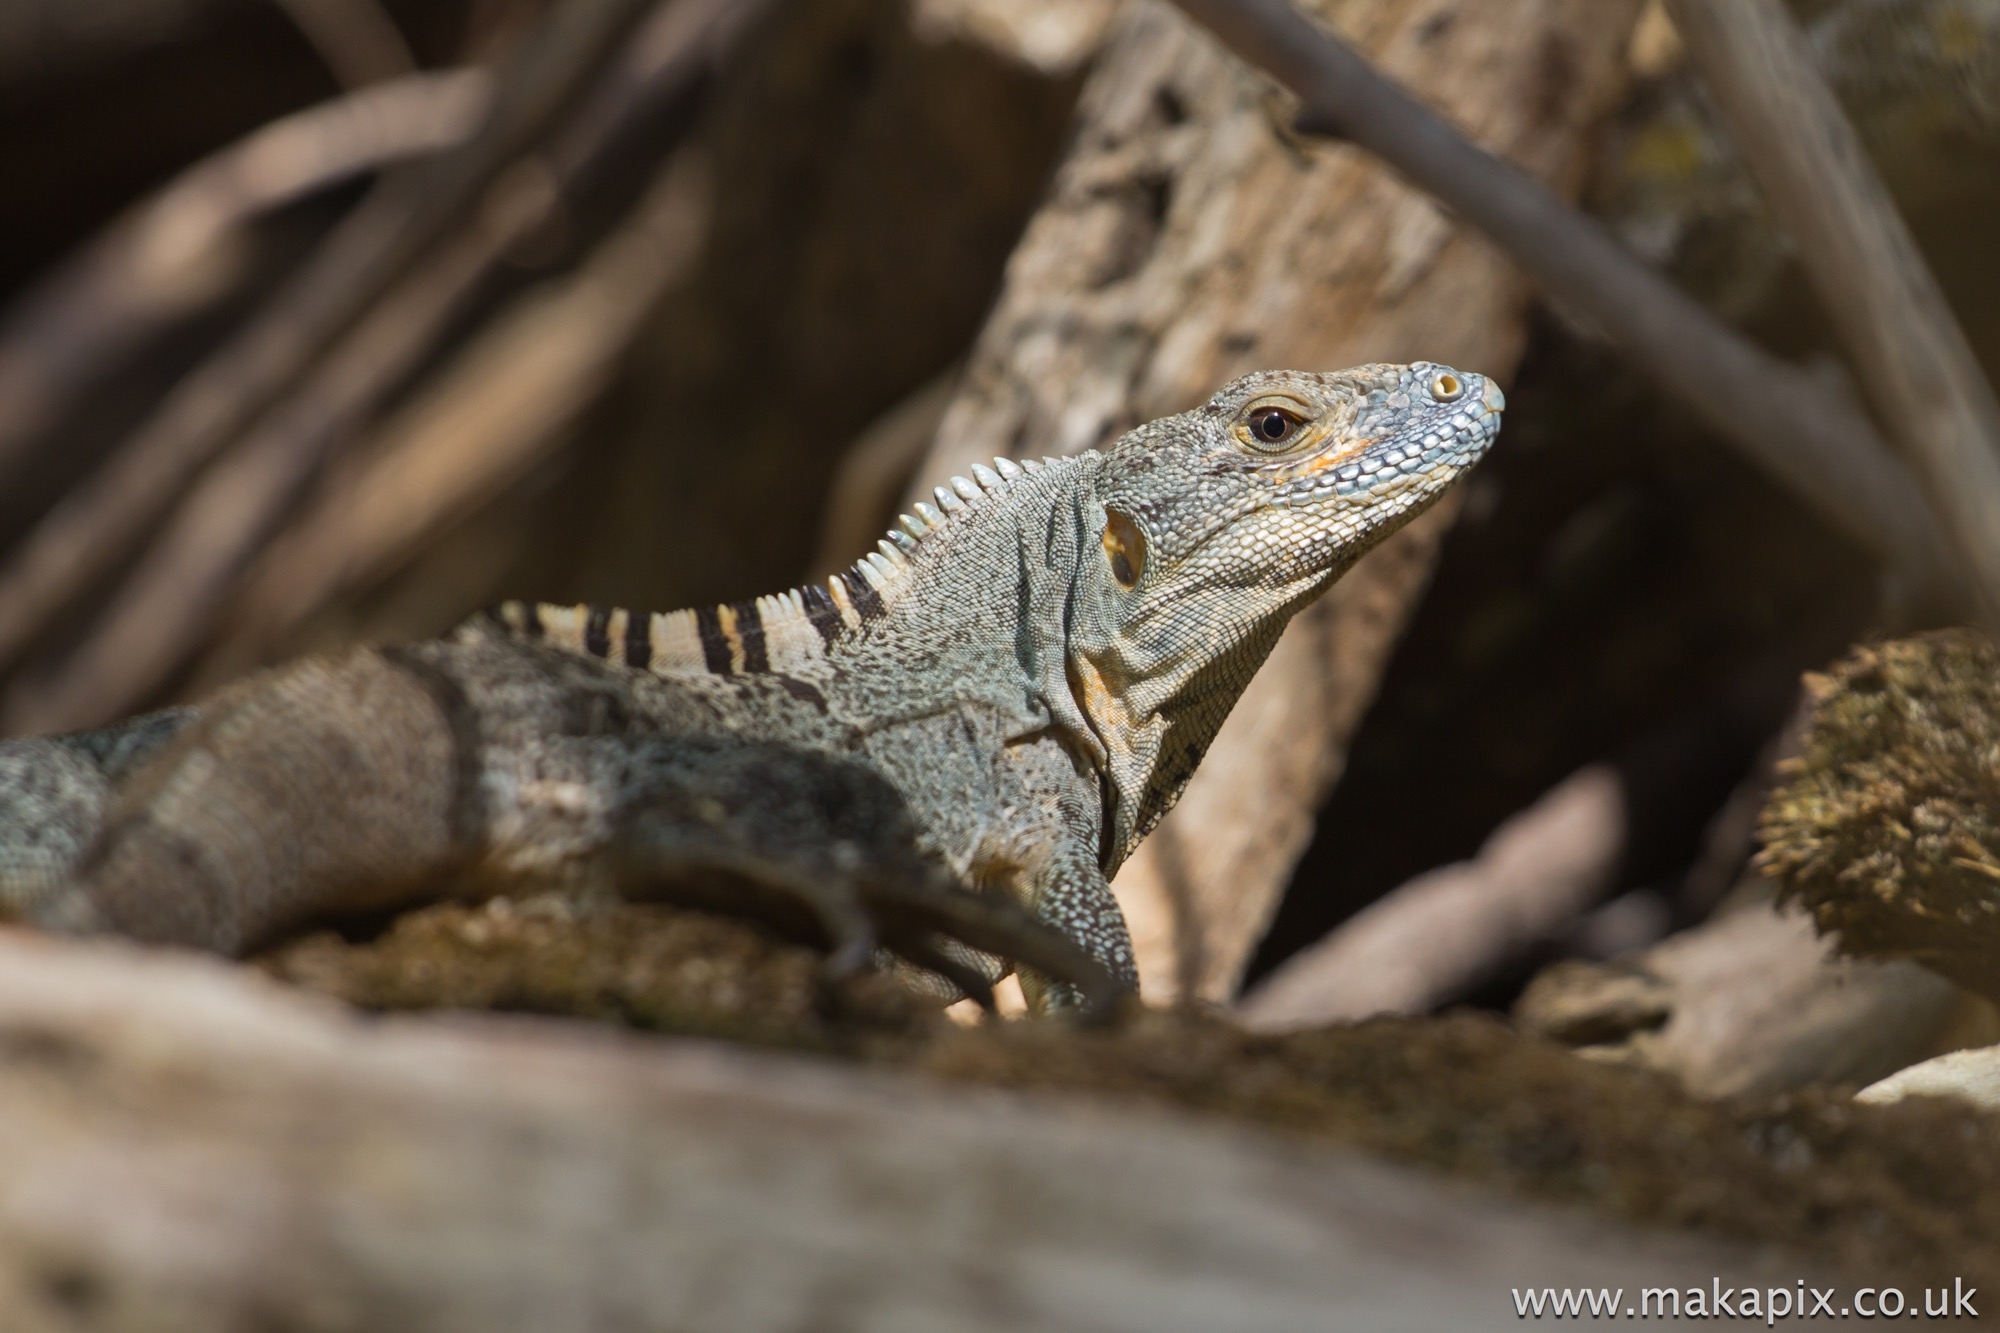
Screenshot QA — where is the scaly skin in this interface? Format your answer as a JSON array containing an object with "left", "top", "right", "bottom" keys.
[{"left": 0, "top": 363, "right": 1502, "bottom": 1010}]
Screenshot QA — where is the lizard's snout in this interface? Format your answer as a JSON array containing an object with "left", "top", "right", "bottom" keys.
[{"left": 1481, "top": 377, "right": 1506, "bottom": 413}]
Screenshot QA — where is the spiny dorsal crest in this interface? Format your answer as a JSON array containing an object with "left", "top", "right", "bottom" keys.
[{"left": 487, "top": 455, "right": 1057, "bottom": 679}]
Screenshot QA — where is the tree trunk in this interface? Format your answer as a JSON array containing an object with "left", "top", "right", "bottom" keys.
[{"left": 912, "top": 0, "right": 1645, "bottom": 1001}]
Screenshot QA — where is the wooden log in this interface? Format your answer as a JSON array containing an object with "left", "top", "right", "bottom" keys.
[
  {"left": 0, "top": 926, "right": 1804, "bottom": 1328},
  {"left": 911, "top": 0, "right": 1645, "bottom": 1002}
]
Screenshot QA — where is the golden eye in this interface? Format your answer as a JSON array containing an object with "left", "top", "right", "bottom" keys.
[
  {"left": 1102, "top": 507, "right": 1148, "bottom": 588},
  {"left": 1430, "top": 371, "right": 1464, "bottom": 401},
  {"left": 1246, "top": 406, "right": 1305, "bottom": 448}
]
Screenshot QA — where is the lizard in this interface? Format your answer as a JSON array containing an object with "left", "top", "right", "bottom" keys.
[{"left": 0, "top": 362, "right": 1503, "bottom": 1011}]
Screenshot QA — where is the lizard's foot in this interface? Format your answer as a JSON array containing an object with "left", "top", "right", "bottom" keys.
[{"left": 606, "top": 738, "right": 1130, "bottom": 1019}]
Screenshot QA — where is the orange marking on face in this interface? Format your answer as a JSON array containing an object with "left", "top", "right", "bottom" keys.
[{"left": 1300, "top": 435, "right": 1374, "bottom": 473}]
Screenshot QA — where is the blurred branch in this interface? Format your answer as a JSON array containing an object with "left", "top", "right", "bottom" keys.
[
  {"left": 1514, "top": 898, "right": 1982, "bottom": 1100},
  {"left": 197, "top": 148, "right": 711, "bottom": 686},
  {"left": 1166, "top": 0, "right": 1959, "bottom": 603},
  {"left": 3, "top": 0, "right": 767, "bottom": 734},
  {"left": 0, "top": 0, "right": 659, "bottom": 731},
  {"left": 1665, "top": 0, "right": 2000, "bottom": 626},
  {"left": 273, "top": 0, "right": 416, "bottom": 87},
  {"left": 0, "top": 0, "right": 244, "bottom": 85},
  {"left": 0, "top": 69, "right": 493, "bottom": 483},
  {"left": 1237, "top": 766, "right": 1625, "bottom": 1030},
  {"left": 809, "top": 367, "right": 959, "bottom": 580},
  {"left": 1237, "top": 650, "right": 1807, "bottom": 1028}
]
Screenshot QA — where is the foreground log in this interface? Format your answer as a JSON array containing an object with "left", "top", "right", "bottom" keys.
[
  {"left": 0, "top": 927, "right": 1801, "bottom": 1330},
  {"left": 911, "top": 0, "right": 1644, "bottom": 1002}
]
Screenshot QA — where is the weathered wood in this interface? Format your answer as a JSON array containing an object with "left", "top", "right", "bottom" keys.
[
  {"left": 1859, "top": 1043, "right": 2000, "bottom": 1110},
  {"left": 1239, "top": 765, "right": 1625, "bottom": 1029},
  {"left": 909, "top": 0, "right": 1121, "bottom": 74},
  {"left": 912, "top": 0, "right": 1644, "bottom": 1001},
  {"left": 0, "top": 926, "right": 1801, "bottom": 1330},
  {"left": 1514, "top": 897, "right": 1999, "bottom": 1100}
]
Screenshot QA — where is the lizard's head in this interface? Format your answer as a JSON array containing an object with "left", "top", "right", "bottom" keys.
[{"left": 1065, "top": 362, "right": 1503, "bottom": 863}]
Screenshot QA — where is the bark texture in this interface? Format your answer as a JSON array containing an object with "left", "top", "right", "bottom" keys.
[
  {"left": 0, "top": 927, "right": 1791, "bottom": 1332},
  {"left": 913, "top": 0, "right": 1644, "bottom": 1001}
]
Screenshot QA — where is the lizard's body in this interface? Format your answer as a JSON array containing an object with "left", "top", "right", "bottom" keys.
[{"left": 0, "top": 364, "right": 1502, "bottom": 1008}]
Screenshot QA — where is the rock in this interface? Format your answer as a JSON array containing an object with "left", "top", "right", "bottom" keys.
[{"left": 1859, "top": 1043, "right": 2000, "bottom": 1110}]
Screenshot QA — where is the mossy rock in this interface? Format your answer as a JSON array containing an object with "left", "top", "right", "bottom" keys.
[{"left": 1760, "top": 629, "right": 2000, "bottom": 1001}]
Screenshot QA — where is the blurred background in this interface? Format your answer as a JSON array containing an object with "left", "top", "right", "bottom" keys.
[{"left": 2, "top": 0, "right": 1998, "bottom": 1057}]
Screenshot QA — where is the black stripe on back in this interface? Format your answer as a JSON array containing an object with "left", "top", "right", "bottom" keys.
[
  {"left": 799, "top": 583, "right": 844, "bottom": 650},
  {"left": 521, "top": 602, "right": 545, "bottom": 639},
  {"left": 841, "top": 568, "right": 886, "bottom": 622},
  {"left": 693, "top": 604, "right": 734, "bottom": 676},
  {"left": 731, "top": 599, "right": 770, "bottom": 673},
  {"left": 583, "top": 605, "right": 612, "bottom": 658},
  {"left": 624, "top": 611, "right": 653, "bottom": 670}
]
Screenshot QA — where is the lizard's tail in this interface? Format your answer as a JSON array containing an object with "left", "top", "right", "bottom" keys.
[{"left": 46, "top": 648, "right": 477, "bottom": 952}]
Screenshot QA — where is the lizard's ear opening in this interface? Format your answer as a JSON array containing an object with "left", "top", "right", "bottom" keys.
[{"left": 1102, "top": 507, "right": 1147, "bottom": 588}]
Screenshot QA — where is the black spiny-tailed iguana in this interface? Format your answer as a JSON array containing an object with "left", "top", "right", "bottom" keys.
[{"left": 0, "top": 363, "right": 1502, "bottom": 1010}]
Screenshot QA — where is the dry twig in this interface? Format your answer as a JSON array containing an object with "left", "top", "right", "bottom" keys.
[
  {"left": 1666, "top": 0, "right": 2000, "bottom": 624},
  {"left": 1168, "top": 0, "right": 1958, "bottom": 601},
  {"left": 273, "top": 0, "right": 417, "bottom": 88},
  {"left": 196, "top": 148, "right": 712, "bottom": 685},
  {"left": 1, "top": 0, "right": 773, "bottom": 734},
  {"left": 0, "top": 69, "right": 492, "bottom": 485},
  {"left": 0, "top": 0, "right": 656, "bottom": 721},
  {"left": 1237, "top": 766, "right": 1626, "bottom": 1029}
]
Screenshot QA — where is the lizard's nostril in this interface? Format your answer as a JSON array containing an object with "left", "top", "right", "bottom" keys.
[{"left": 1481, "top": 378, "right": 1506, "bottom": 413}]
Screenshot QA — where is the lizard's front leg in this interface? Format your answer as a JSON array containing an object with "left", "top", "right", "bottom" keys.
[{"left": 983, "top": 738, "right": 1139, "bottom": 1012}]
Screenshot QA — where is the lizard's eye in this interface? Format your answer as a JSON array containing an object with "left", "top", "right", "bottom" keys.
[
  {"left": 1429, "top": 371, "right": 1464, "bottom": 401},
  {"left": 1245, "top": 406, "right": 1305, "bottom": 449}
]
